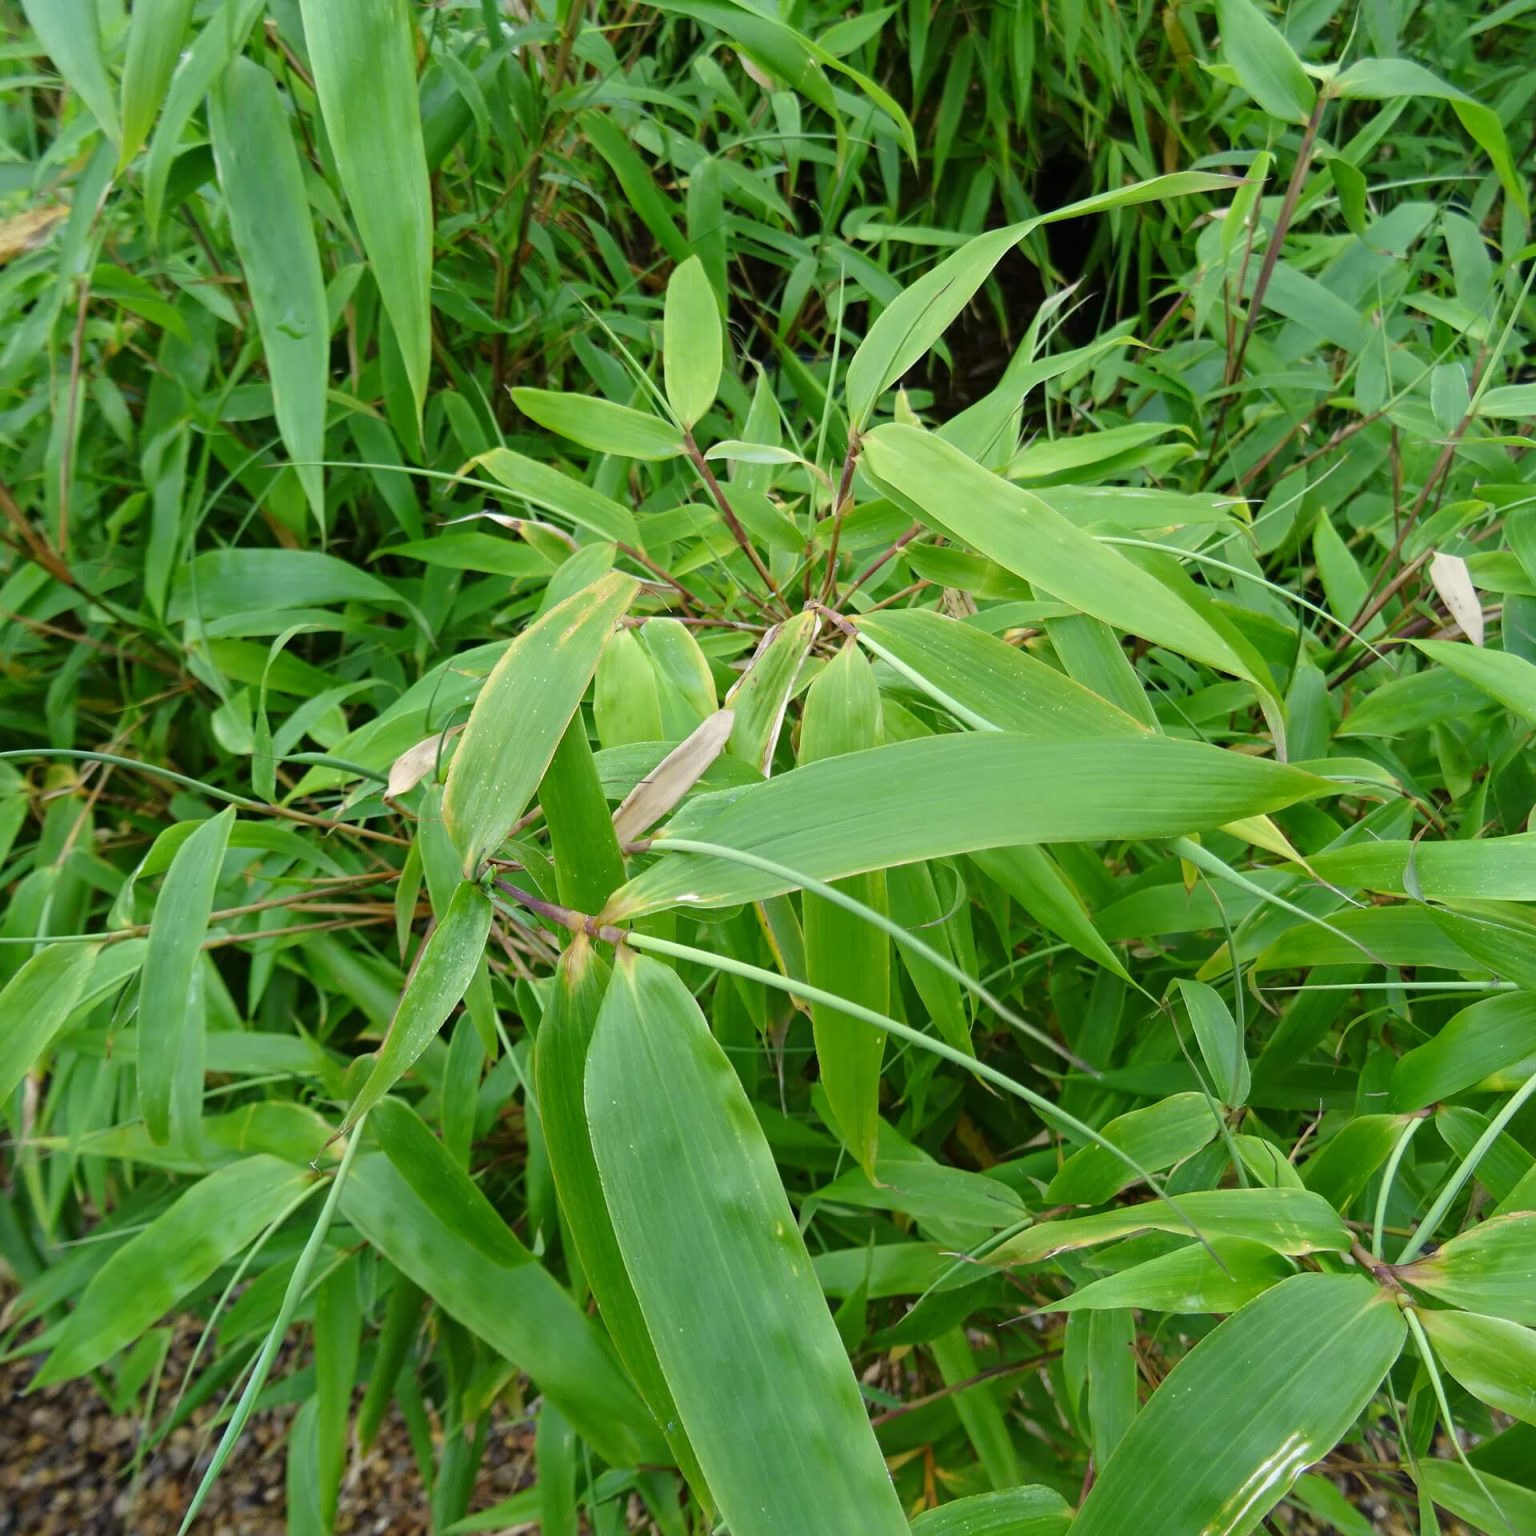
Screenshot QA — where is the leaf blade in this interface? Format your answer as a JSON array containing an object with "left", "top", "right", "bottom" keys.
[
  {"left": 443, "top": 572, "right": 638, "bottom": 875},
  {"left": 298, "top": 0, "right": 434, "bottom": 415},
  {"left": 1070, "top": 1273, "right": 1404, "bottom": 1536},
  {"left": 585, "top": 954, "right": 909, "bottom": 1536},
  {"left": 138, "top": 807, "right": 235, "bottom": 1145}
]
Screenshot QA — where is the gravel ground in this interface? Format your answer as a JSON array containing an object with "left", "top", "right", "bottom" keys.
[{"left": 0, "top": 1288, "right": 536, "bottom": 1536}]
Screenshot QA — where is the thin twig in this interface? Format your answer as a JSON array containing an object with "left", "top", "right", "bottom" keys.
[{"left": 684, "top": 432, "right": 789, "bottom": 613}]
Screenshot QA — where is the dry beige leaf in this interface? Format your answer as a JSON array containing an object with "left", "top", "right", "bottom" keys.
[
  {"left": 613, "top": 710, "right": 735, "bottom": 844},
  {"left": 1429, "top": 550, "right": 1484, "bottom": 646},
  {"left": 386, "top": 727, "right": 462, "bottom": 800},
  {"left": 0, "top": 204, "right": 67, "bottom": 265}
]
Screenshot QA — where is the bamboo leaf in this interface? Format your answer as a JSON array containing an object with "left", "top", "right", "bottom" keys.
[
  {"left": 370, "top": 1097, "right": 525, "bottom": 1268},
  {"left": 594, "top": 626, "right": 663, "bottom": 748},
  {"left": 209, "top": 57, "right": 328, "bottom": 525},
  {"left": 801, "top": 645, "right": 887, "bottom": 1173},
  {"left": 1050, "top": 1237, "right": 1293, "bottom": 1315},
  {"left": 862, "top": 425, "right": 1274, "bottom": 706},
  {"left": 298, "top": 0, "right": 434, "bottom": 415},
  {"left": 340, "top": 880, "right": 492, "bottom": 1132},
  {"left": 1214, "top": 0, "right": 1316, "bottom": 124},
  {"left": 607, "top": 735, "right": 1324, "bottom": 916},
  {"left": 1401, "top": 1214, "right": 1536, "bottom": 1324},
  {"left": 585, "top": 953, "right": 909, "bottom": 1535},
  {"left": 1333, "top": 58, "right": 1526, "bottom": 214},
  {"left": 1070, "top": 1274, "right": 1405, "bottom": 1536},
  {"left": 1178, "top": 979, "right": 1251, "bottom": 1107},
  {"left": 1415, "top": 1461, "right": 1536, "bottom": 1535},
  {"left": 723, "top": 610, "right": 820, "bottom": 773},
  {"left": 853, "top": 608, "right": 1145, "bottom": 738},
  {"left": 340, "top": 1152, "right": 666, "bottom": 1469},
  {"left": 0, "top": 942, "right": 99, "bottom": 1102},
  {"left": 541, "top": 718, "right": 628, "bottom": 915},
  {"left": 119, "top": 0, "right": 196, "bottom": 164},
  {"left": 1419, "top": 1308, "right": 1536, "bottom": 1424},
  {"left": 664, "top": 255, "right": 724, "bottom": 429},
  {"left": 138, "top": 806, "right": 235, "bottom": 1145},
  {"left": 611, "top": 709, "right": 736, "bottom": 844},
  {"left": 988, "top": 1188, "right": 1351, "bottom": 1268},
  {"left": 142, "top": 0, "right": 266, "bottom": 232},
  {"left": 534, "top": 941, "right": 710, "bottom": 1501},
  {"left": 1046, "top": 1093, "right": 1219, "bottom": 1206},
  {"left": 512, "top": 387, "right": 685, "bottom": 460},
  {"left": 909, "top": 1486, "right": 1071, "bottom": 1536},
  {"left": 21, "top": 0, "right": 119, "bottom": 142},
  {"left": 443, "top": 572, "right": 637, "bottom": 875},
  {"left": 471, "top": 449, "right": 639, "bottom": 544},
  {"left": 844, "top": 174, "right": 1232, "bottom": 425},
  {"left": 1391, "top": 994, "right": 1536, "bottom": 1112},
  {"left": 1414, "top": 639, "right": 1536, "bottom": 725},
  {"left": 35, "top": 1156, "right": 310, "bottom": 1384}
]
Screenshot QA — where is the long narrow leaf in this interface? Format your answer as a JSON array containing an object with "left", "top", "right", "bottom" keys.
[
  {"left": 299, "top": 0, "right": 434, "bottom": 414},
  {"left": 585, "top": 954, "right": 910, "bottom": 1536}
]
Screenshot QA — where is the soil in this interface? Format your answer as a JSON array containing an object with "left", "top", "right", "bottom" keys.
[{"left": 0, "top": 1290, "right": 537, "bottom": 1536}]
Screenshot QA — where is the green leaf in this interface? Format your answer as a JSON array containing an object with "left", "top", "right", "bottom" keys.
[
  {"left": 0, "top": 942, "right": 99, "bottom": 1102},
  {"left": 909, "top": 1486, "right": 1072, "bottom": 1536},
  {"left": 802, "top": 646, "right": 887, "bottom": 1173},
  {"left": 1402, "top": 1213, "right": 1536, "bottom": 1324},
  {"left": 534, "top": 942, "right": 710, "bottom": 1501},
  {"left": 1070, "top": 1274, "right": 1405, "bottom": 1536},
  {"left": 1306, "top": 836, "right": 1536, "bottom": 902},
  {"left": 932, "top": 1325, "right": 1022, "bottom": 1489},
  {"left": 1333, "top": 59, "right": 1526, "bottom": 214},
  {"left": 1391, "top": 994, "right": 1536, "bottom": 1112},
  {"left": 36, "top": 1156, "right": 310, "bottom": 1384},
  {"left": 812, "top": 1157, "right": 1027, "bottom": 1240},
  {"left": 340, "top": 880, "right": 492, "bottom": 1132},
  {"left": 988, "top": 1188, "right": 1351, "bottom": 1267},
  {"left": 1046, "top": 1093, "right": 1219, "bottom": 1206},
  {"left": 607, "top": 734, "right": 1324, "bottom": 916},
  {"left": 1050, "top": 1237, "right": 1293, "bottom": 1315},
  {"left": 298, "top": 0, "right": 434, "bottom": 415},
  {"left": 1301, "top": 1115, "right": 1414, "bottom": 1213},
  {"left": 647, "top": 0, "right": 916, "bottom": 158},
  {"left": 1420, "top": 1309, "right": 1536, "bottom": 1424},
  {"left": 167, "top": 549, "right": 400, "bottom": 622},
  {"left": 370, "top": 1097, "right": 524, "bottom": 1267},
  {"left": 119, "top": 0, "right": 196, "bottom": 163},
  {"left": 471, "top": 449, "right": 640, "bottom": 544},
  {"left": 1415, "top": 1461, "right": 1536, "bottom": 1535},
  {"left": 971, "top": 843, "right": 1131, "bottom": 981},
  {"left": 143, "top": 0, "right": 265, "bottom": 231},
  {"left": 664, "top": 255, "right": 724, "bottom": 430},
  {"left": 138, "top": 807, "right": 234, "bottom": 1145},
  {"left": 341, "top": 1153, "right": 666, "bottom": 1469},
  {"left": 585, "top": 953, "right": 910, "bottom": 1536},
  {"left": 1414, "top": 639, "right": 1536, "bottom": 725},
  {"left": 541, "top": 720, "right": 628, "bottom": 915},
  {"left": 1178, "top": 980, "right": 1251, "bottom": 1107},
  {"left": 209, "top": 57, "right": 328, "bottom": 525},
  {"left": 443, "top": 572, "right": 637, "bottom": 875},
  {"left": 512, "top": 388, "right": 685, "bottom": 460},
  {"left": 844, "top": 174, "right": 1233, "bottom": 425},
  {"left": 21, "top": 0, "right": 119, "bottom": 142},
  {"left": 640, "top": 617, "right": 717, "bottom": 733},
  {"left": 594, "top": 627, "right": 663, "bottom": 748},
  {"left": 1214, "top": 0, "right": 1316, "bottom": 124},
  {"left": 723, "top": 610, "right": 820, "bottom": 773},
  {"left": 863, "top": 426, "right": 1275, "bottom": 709},
  {"left": 853, "top": 608, "right": 1145, "bottom": 738}
]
